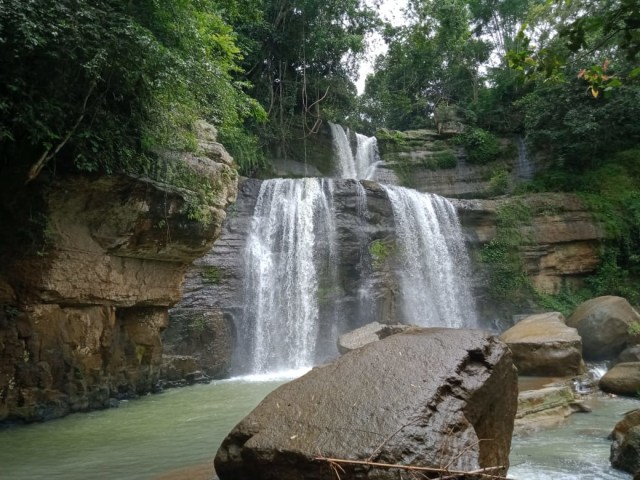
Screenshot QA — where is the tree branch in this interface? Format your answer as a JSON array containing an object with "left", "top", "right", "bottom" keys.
[
  {"left": 25, "top": 81, "right": 96, "bottom": 184},
  {"left": 313, "top": 456, "right": 507, "bottom": 479}
]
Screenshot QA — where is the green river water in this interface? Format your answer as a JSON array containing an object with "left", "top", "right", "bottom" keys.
[{"left": 0, "top": 377, "right": 638, "bottom": 480}]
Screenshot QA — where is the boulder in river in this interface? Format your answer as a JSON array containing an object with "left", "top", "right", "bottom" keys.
[
  {"left": 215, "top": 328, "right": 518, "bottom": 480},
  {"left": 567, "top": 296, "right": 640, "bottom": 360},
  {"left": 599, "top": 362, "right": 640, "bottom": 396},
  {"left": 499, "top": 312, "right": 583, "bottom": 376},
  {"left": 609, "top": 409, "right": 640, "bottom": 476},
  {"left": 336, "top": 321, "right": 411, "bottom": 354}
]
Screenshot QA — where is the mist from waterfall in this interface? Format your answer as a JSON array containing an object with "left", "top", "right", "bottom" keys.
[
  {"left": 241, "top": 178, "right": 337, "bottom": 374},
  {"left": 329, "top": 122, "right": 380, "bottom": 180},
  {"left": 383, "top": 185, "right": 477, "bottom": 328}
]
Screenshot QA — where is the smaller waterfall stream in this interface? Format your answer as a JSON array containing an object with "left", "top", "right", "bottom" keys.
[
  {"left": 515, "top": 136, "right": 535, "bottom": 181},
  {"left": 383, "top": 185, "right": 477, "bottom": 327},
  {"left": 329, "top": 122, "right": 380, "bottom": 179}
]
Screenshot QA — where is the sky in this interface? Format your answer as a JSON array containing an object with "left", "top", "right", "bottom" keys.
[{"left": 356, "top": 0, "right": 408, "bottom": 94}]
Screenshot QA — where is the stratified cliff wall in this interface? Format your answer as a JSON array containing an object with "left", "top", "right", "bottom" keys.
[{"left": 0, "top": 123, "right": 237, "bottom": 423}]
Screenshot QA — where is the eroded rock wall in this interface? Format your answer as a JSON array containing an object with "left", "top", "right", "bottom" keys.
[
  {"left": 0, "top": 126, "right": 237, "bottom": 423},
  {"left": 456, "top": 193, "right": 604, "bottom": 296}
]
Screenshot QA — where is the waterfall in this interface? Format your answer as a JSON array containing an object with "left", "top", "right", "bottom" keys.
[
  {"left": 236, "top": 127, "right": 479, "bottom": 374},
  {"left": 241, "top": 178, "right": 337, "bottom": 374},
  {"left": 515, "top": 136, "right": 535, "bottom": 181},
  {"left": 383, "top": 185, "right": 477, "bottom": 328},
  {"left": 329, "top": 122, "right": 380, "bottom": 180}
]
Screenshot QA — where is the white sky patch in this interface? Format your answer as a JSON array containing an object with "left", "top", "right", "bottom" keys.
[{"left": 356, "top": 0, "right": 409, "bottom": 94}]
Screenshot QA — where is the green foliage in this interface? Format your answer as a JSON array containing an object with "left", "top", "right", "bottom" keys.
[
  {"left": 0, "top": 0, "right": 263, "bottom": 179},
  {"left": 369, "top": 239, "right": 395, "bottom": 269},
  {"left": 456, "top": 128, "right": 501, "bottom": 165},
  {"left": 629, "top": 321, "right": 640, "bottom": 336},
  {"left": 508, "top": 0, "right": 640, "bottom": 94},
  {"left": 360, "top": 0, "right": 492, "bottom": 131},
  {"left": 188, "top": 315, "right": 208, "bottom": 333},
  {"left": 535, "top": 277, "right": 592, "bottom": 316},
  {"left": 487, "top": 168, "right": 510, "bottom": 196},
  {"left": 420, "top": 151, "right": 458, "bottom": 170},
  {"left": 201, "top": 266, "right": 224, "bottom": 284},
  {"left": 479, "top": 201, "right": 533, "bottom": 305},
  {"left": 237, "top": 0, "right": 378, "bottom": 160}
]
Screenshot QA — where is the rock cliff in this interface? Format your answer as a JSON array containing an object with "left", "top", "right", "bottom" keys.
[
  {"left": 0, "top": 123, "right": 237, "bottom": 423},
  {"left": 168, "top": 177, "right": 604, "bottom": 376}
]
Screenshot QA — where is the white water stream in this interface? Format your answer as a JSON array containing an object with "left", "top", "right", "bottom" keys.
[
  {"left": 383, "top": 185, "right": 477, "bottom": 327},
  {"left": 241, "top": 178, "right": 337, "bottom": 374},
  {"left": 329, "top": 122, "right": 380, "bottom": 179}
]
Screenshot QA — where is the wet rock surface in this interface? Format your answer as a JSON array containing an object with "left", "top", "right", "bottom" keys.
[
  {"left": 499, "top": 312, "right": 583, "bottom": 376},
  {"left": 514, "top": 385, "right": 577, "bottom": 434},
  {"left": 599, "top": 362, "right": 640, "bottom": 396},
  {"left": 609, "top": 409, "right": 640, "bottom": 476},
  {"left": 567, "top": 296, "right": 640, "bottom": 360},
  {"left": 214, "top": 328, "right": 518, "bottom": 480}
]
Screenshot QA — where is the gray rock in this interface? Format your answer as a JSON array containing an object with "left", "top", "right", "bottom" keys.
[
  {"left": 599, "top": 362, "right": 640, "bottom": 396},
  {"left": 515, "top": 385, "right": 576, "bottom": 434},
  {"left": 499, "top": 312, "right": 583, "bottom": 376},
  {"left": 610, "top": 409, "right": 640, "bottom": 476},
  {"left": 617, "top": 345, "right": 640, "bottom": 364},
  {"left": 567, "top": 296, "right": 640, "bottom": 360},
  {"left": 337, "top": 321, "right": 412, "bottom": 354},
  {"left": 214, "top": 328, "right": 518, "bottom": 480}
]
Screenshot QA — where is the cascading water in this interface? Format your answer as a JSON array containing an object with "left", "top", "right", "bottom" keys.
[
  {"left": 237, "top": 124, "right": 478, "bottom": 374},
  {"left": 515, "top": 136, "right": 535, "bottom": 181},
  {"left": 329, "top": 122, "right": 380, "bottom": 180},
  {"left": 241, "top": 178, "right": 337, "bottom": 374},
  {"left": 383, "top": 185, "right": 477, "bottom": 327}
]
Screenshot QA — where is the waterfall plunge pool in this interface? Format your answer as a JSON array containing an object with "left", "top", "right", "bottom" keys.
[{"left": 0, "top": 379, "right": 637, "bottom": 480}]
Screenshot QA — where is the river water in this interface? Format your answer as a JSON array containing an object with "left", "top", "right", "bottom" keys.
[{"left": 1, "top": 380, "right": 637, "bottom": 479}]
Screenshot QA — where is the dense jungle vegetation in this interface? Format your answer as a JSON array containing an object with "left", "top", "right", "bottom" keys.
[{"left": 1, "top": 0, "right": 639, "bottom": 308}]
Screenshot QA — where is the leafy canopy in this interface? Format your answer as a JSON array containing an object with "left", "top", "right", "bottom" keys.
[{"left": 0, "top": 0, "right": 264, "bottom": 178}]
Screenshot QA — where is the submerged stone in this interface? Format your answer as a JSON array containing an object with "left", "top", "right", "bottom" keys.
[{"left": 215, "top": 328, "right": 518, "bottom": 480}]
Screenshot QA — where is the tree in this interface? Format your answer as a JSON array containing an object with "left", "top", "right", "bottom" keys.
[
  {"left": 0, "top": 0, "right": 264, "bottom": 179},
  {"left": 235, "top": 0, "right": 378, "bottom": 156},
  {"left": 360, "top": 0, "right": 491, "bottom": 131}
]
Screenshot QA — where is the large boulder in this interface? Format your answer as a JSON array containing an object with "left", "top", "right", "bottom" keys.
[
  {"left": 618, "top": 345, "right": 640, "bottom": 364},
  {"left": 599, "top": 362, "right": 640, "bottom": 396},
  {"left": 337, "top": 321, "right": 411, "bottom": 354},
  {"left": 609, "top": 409, "right": 640, "bottom": 476},
  {"left": 567, "top": 296, "right": 640, "bottom": 360},
  {"left": 500, "top": 312, "right": 583, "bottom": 376},
  {"left": 215, "top": 328, "right": 518, "bottom": 480}
]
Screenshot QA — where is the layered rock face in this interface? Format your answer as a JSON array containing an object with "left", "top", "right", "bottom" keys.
[
  {"left": 457, "top": 193, "right": 604, "bottom": 296},
  {"left": 0, "top": 125, "right": 237, "bottom": 423},
  {"left": 215, "top": 328, "right": 518, "bottom": 480}
]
